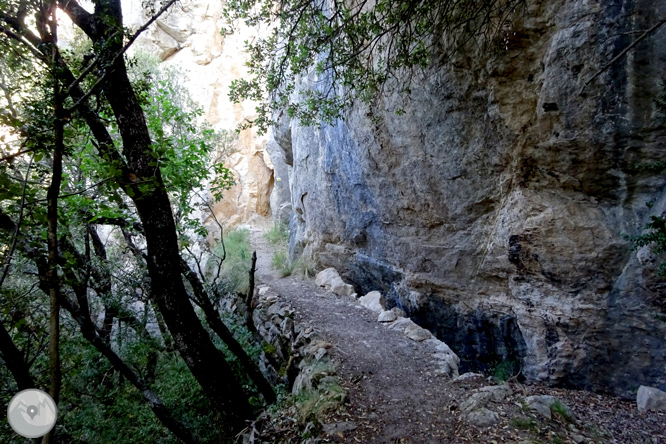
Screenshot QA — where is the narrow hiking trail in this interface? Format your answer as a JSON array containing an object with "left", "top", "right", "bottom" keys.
[{"left": 248, "top": 228, "right": 666, "bottom": 444}]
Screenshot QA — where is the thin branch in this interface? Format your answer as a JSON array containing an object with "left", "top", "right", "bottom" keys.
[
  {"left": 580, "top": 16, "right": 666, "bottom": 95},
  {"left": 0, "top": 25, "right": 47, "bottom": 62},
  {"left": 0, "top": 154, "right": 33, "bottom": 290},
  {"left": 0, "top": 147, "right": 36, "bottom": 163},
  {"left": 194, "top": 190, "right": 226, "bottom": 285},
  {"left": 65, "top": 0, "right": 178, "bottom": 113},
  {"left": 63, "top": 29, "right": 122, "bottom": 97},
  {"left": 30, "top": 178, "right": 111, "bottom": 202}
]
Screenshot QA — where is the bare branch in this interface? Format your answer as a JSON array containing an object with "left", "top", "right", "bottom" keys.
[
  {"left": 580, "top": 16, "right": 666, "bottom": 95},
  {"left": 65, "top": 0, "right": 179, "bottom": 113}
]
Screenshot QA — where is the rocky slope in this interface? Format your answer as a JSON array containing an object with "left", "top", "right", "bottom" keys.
[{"left": 268, "top": 0, "right": 666, "bottom": 398}]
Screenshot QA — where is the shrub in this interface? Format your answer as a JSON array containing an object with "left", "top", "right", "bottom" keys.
[
  {"left": 272, "top": 249, "right": 294, "bottom": 278},
  {"left": 264, "top": 222, "right": 290, "bottom": 245},
  {"left": 209, "top": 228, "right": 252, "bottom": 294},
  {"left": 490, "top": 359, "right": 520, "bottom": 382}
]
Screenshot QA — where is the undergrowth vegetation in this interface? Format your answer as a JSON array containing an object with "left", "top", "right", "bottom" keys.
[
  {"left": 265, "top": 223, "right": 318, "bottom": 278},
  {"left": 209, "top": 228, "right": 253, "bottom": 295},
  {"left": 264, "top": 222, "right": 290, "bottom": 245}
]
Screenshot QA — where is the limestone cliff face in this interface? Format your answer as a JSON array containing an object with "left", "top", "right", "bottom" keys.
[
  {"left": 270, "top": 0, "right": 666, "bottom": 397},
  {"left": 122, "top": 0, "right": 274, "bottom": 234}
]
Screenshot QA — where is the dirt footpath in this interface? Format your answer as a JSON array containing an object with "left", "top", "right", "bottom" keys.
[{"left": 249, "top": 229, "right": 666, "bottom": 444}]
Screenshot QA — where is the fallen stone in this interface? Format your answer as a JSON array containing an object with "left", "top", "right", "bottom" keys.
[
  {"left": 531, "top": 402, "right": 552, "bottom": 420},
  {"left": 464, "top": 407, "right": 500, "bottom": 427},
  {"left": 358, "top": 291, "right": 386, "bottom": 313},
  {"left": 314, "top": 347, "right": 327, "bottom": 361},
  {"left": 331, "top": 280, "right": 355, "bottom": 297},
  {"left": 315, "top": 267, "right": 355, "bottom": 296},
  {"left": 637, "top": 385, "right": 666, "bottom": 412},
  {"left": 322, "top": 421, "right": 357, "bottom": 436},
  {"left": 378, "top": 310, "right": 397, "bottom": 323},
  {"left": 405, "top": 324, "right": 432, "bottom": 342},
  {"left": 455, "top": 372, "right": 485, "bottom": 381},
  {"left": 315, "top": 268, "right": 338, "bottom": 287},
  {"left": 478, "top": 384, "right": 513, "bottom": 402},
  {"left": 433, "top": 354, "right": 460, "bottom": 378},
  {"left": 572, "top": 434, "right": 586, "bottom": 444},
  {"left": 435, "top": 341, "right": 456, "bottom": 355},
  {"left": 429, "top": 339, "right": 460, "bottom": 377},
  {"left": 460, "top": 391, "right": 493, "bottom": 413},
  {"left": 280, "top": 317, "right": 294, "bottom": 336},
  {"left": 390, "top": 307, "right": 406, "bottom": 317},
  {"left": 434, "top": 367, "right": 452, "bottom": 376},
  {"left": 387, "top": 317, "right": 416, "bottom": 331},
  {"left": 525, "top": 395, "right": 575, "bottom": 421}
]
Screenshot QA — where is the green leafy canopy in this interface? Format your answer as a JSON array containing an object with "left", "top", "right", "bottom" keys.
[{"left": 222, "top": 0, "right": 525, "bottom": 134}]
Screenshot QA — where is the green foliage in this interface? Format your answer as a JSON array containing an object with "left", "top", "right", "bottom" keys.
[
  {"left": 292, "top": 255, "right": 319, "bottom": 279},
  {"left": 511, "top": 416, "right": 539, "bottom": 432},
  {"left": 292, "top": 360, "right": 345, "bottom": 423},
  {"left": 274, "top": 248, "right": 298, "bottom": 278},
  {"left": 264, "top": 222, "right": 290, "bottom": 245},
  {"left": 550, "top": 400, "right": 574, "bottom": 423},
  {"left": 131, "top": 56, "right": 236, "bottom": 241},
  {"left": 490, "top": 359, "right": 520, "bottom": 382},
  {"left": 264, "top": 223, "right": 317, "bottom": 278},
  {"left": 222, "top": 0, "right": 525, "bottom": 134},
  {"left": 211, "top": 228, "right": 253, "bottom": 295},
  {"left": 629, "top": 215, "right": 666, "bottom": 274},
  {"left": 0, "top": 41, "right": 246, "bottom": 442},
  {"left": 210, "top": 311, "right": 266, "bottom": 413}
]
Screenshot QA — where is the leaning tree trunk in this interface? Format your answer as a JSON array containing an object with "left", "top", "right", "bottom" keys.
[
  {"left": 0, "top": 320, "right": 35, "bottom": 391},
  {"left": 103, "top": 64, "right": 252, "bottom": 427},
  {"left": 57, "top": 0, "right": 253, "bottom": 430}
]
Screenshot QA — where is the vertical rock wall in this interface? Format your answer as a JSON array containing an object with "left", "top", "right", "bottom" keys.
[{"left": 269, "top": 0, "right": 666, "bottom": 397}]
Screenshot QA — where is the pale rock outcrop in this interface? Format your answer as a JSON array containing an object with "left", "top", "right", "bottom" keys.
[
  {"left": 119, "top": 0, "right": 275, "bottom": 233},
  {"left": 315, "top": 268, "right": 355, "bottom": 296},
  {"left": 269, "top": 0, "right": 666, "bottom": 397},
  {"left": 637, "top": 386, "right": 666, "bottom": 412},
  {"left": 465, "top": 408, "right": 500, "bottom": 427},
  {"left": 478, "top": 385, "right": 513, "bottom": 403},
  {"left": 358, "top": 291, "right": 386, "bottom": 313},
  {"left": 405, "top": 324, "right": 432, "bottom": 342},
  {"left": 377, "top": 310, "right": 397, "bottom": 323},
  {"left": 455, "top": 373, "right": 485, "bottom": 382},
  {"left": 390, "top": 307, "right": 406, "bottom": 318},
  {"left": 430, "top": 339, "right": 461, "bottom": 378},
  {"left": 459, "top": 387, "right": 508, "bottom": 426},
  {"left": 386, "top": 317, "right": 415, "bottom": 332}
]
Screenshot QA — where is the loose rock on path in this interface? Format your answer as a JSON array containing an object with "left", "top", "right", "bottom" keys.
[{"left": 249, "top": 229, "right": 666, "bottom": 444}]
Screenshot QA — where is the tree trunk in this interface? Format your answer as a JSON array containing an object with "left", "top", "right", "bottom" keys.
[
  {"left": 1, "top": 0, "right": 254, "bottom": 431},
  {"left": 0, "top": 319, "right": 35, "bottom": 390},
  {"left": 180, "top": 258, "right": 276, "bottom": 404},
  {"left": 246, "top": 251, "right": 257, "bottom": 331},
  {"left": 43, "top": 36, "right": 64, "bottom": 442},
  {"left": 96, "top": 21, "right": 252, "bottom": 430},
  {"left": 9, "top": 228, "right": 202, "bottom": 444}
]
